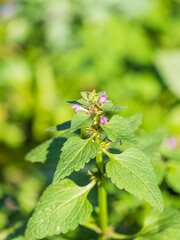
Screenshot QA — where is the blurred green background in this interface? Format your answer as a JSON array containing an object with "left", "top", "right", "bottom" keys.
[{"left": 0, "top": 0, "right": 180, "bottom": 239}]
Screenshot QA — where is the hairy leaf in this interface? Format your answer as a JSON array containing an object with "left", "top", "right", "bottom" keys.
[
  {"left": 53, "top": 137, "right": 99, "bottom": 183},
  {"left": 106, "top": 148, "right": 163, "bottom": 211},
  {"left": 58, "top": 129, "right": 80, "bottom": 138},
  {"left": 70, "top": 111, "right": 93, "bottom": 132},
  {"left": 101, "top": 115, "right": 137, "bottom": 144},
  {"left": 135, "top": 208, "right": 180, "bottom": 240},
  {"left": 77, "top": 98, "right": 90, "bottom": 106},
  {"left": 127, "top": 113, "right": 143, "bottom": 131},
  {"left": 25, "top": 137, "right": 67, "bottom": 165},
  {"left": 25, "top": 179, "right": 94, "bottom": 240},
  {"left": 45, "top": 121, "right": 71, "bottom": 132},
  {"left": 80, "top": 91, "right": 89, "bottom": 100}
]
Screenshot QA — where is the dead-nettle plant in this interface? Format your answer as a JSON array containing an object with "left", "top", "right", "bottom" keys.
[{"left": 25, "top": 90, "right": 164, "bottom": 240}]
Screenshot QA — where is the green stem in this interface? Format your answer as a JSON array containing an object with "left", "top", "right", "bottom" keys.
[{"left": 95, "top": 137, "right": 108, "bottom": 239}]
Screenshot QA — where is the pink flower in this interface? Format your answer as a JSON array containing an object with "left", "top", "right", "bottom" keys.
[
  {"left": 71, "top": 104, "right": 88, "bottom": 113},
  {"left": 100, "top": 117, "right": 108, "bottom": 124},
  {"left": 98, "top": 94, "right": 109, "bottom": 105},
  {"left": 164, "top": 137, "right": 178, "bottom": 149},
  {"left": 87, "top": 170, "right": 92, "bottom": 175}
]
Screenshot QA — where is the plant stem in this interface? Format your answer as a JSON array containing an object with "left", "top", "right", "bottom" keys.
[{"left": 95, "top": 137, "right": 108, "bottom": 239}]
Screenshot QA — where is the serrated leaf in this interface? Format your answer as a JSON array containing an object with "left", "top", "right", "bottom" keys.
[
  {"left": 45, "top": 121, "right": 71, "bottom": 132},
  {"left": 106, "top": 148, "right": 163, "bottom": 211},
  {"left": 53, "top": 137, "right": 99, "bottom": 183},
  {"left": 25, "top": 137, "right": 67, "bottom": 165},
  {"left": 127, "top": 113, "right": 143, "bottom": 131},
  {"left": 70, "top": 111, "right": 93, "bottom": 132},
  {"left": 101, "top": 115, "right": 137, "bottom": 144},
  {"left": 77, "top": 98, "right": 90, "bottom": 106},
  {"left": 58, "top": 129, "right": 80, "bottom": 138},
  {"left": 166, "top": 161, "right": 180, "bottom": 194},
  {"left": 25, "top": 179, "right": 95, "bottom": 240},
  {"left": 135, "top": 208, "right": 180, "bottom": 240},
  {"left": 80, "top": 91, "right": 89, "bottom": 100}
]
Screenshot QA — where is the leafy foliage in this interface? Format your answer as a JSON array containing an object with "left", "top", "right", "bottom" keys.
[
  {"left": 106, "top": 148, "right": 163, "bottom": 211},
  {"left": 100, "top": 115, "right": 137, "bottom": 144},
  {"left": 53, "top": 136, "right": 99, "bottom": 183},
  {"left": 23, "top": 90, "right": 166, "bottom": 239},
  {"left": 25, "top": 179, "right": 94, "bottom": 240}
]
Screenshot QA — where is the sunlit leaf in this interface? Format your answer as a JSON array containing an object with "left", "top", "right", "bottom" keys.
[
  {"left": 106, "top": 148, "right": 163, "bottom": 211},
  {"left": 101, "top": 115, "right": 137, "bottom": 144},
  {"left": 53, "top": 137, "right": 99, "bottom": 183},
  {"left": 70, "top": 111, "right": 93, "bottom": 132},
  {"left": 25, "top": 179, "right": 95, "bottom": 240}
]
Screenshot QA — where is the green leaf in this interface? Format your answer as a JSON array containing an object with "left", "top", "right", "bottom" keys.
[
  {"left": 135, "top": 208, "right": 180, "bottom": 240},
  {"left": 101, "top": 115, "right": 137, "bottom": 144},
  {"left": 166, "top": 161, "right": 180, "bottom": 194},
  {"left": 77, "top": 98, "right": 90, "bottom": 106},
  {"left": 127, "top": 113, "right": 143, "bottom": 131},
  {"left": 80, "top": 91, "right": 89, "bottom": 100},
  {"left": 25, "top": 137, "right": 67, "bottom": 165},
  {"left": 106, "top": 148, "right": 163, "bottom": 211},
  {"left": 70, "top": 111, "right": 93, "bottom": 132},
  {"left": 100, "top": 101, "right": 127, "bottom": 111},
  {"left": 58, "top": 129, "right": 80, "bottom": 138},
  {"left": 45, "top": 121, "right": 71, "bottom": 132},
  {"left": 25, "top": 179, "right": 95, "bottom": 240},
  {"left": 53, "top": 137, "right": 99, "bottom": 183}
]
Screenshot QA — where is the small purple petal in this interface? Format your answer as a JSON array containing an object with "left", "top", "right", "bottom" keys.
[
  {"left": 164, "top": 137, "right": 178, "bottom": 149},
  {"left": 88, "top": 170, "right": 92, "bottom": 175},
  {"left": 100, "top": 117, "right": 108, "bottom": 124},
  {"left": 71, "top": 104, "right": 88, "bottom": 113},
  {"left": 98, "top": 94, "right": 109, "bottom": 105}
]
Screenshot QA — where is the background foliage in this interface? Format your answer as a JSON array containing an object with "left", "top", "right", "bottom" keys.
[{"left": 0, "top": 0, "right": 180, "bottom": 239}]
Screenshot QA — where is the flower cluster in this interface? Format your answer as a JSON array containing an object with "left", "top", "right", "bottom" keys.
[{"left": 71, "top": 91, "right": 109, "bottom": 125}]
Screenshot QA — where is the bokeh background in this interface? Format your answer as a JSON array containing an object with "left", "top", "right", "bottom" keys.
[{"left": 0, "top": 0, "right": 180, "bottom": 239}]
